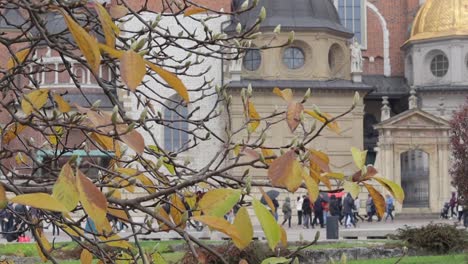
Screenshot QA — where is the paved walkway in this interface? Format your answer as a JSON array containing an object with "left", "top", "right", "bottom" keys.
[{"left": 4, "top": 216, "right": 460, "bottom": 244}]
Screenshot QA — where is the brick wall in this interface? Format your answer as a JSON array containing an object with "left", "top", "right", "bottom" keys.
[{"left": 364, "top": 0, "right": 421, "bottom": 77}]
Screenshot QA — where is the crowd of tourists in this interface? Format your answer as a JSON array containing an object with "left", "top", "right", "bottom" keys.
[{"left": 279, "top": 192, "right": 396, "bottom": 229}]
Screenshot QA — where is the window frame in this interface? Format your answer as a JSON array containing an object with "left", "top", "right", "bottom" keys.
[
  {"left": 430, "top": 54, "right": 449, "bottom": 78},
  {"left": 36, "top": 149, "right": 114, "bottom": 177},
  {"left": 163, "top": 97, "right": 190, "bottom": 152},
  {"left": 243, "top": 49, "right": 262, "bottom": 71},
  {"left": 282, "top": 47, "right": 305, "bottom": 70},
  {"left": 335, "top": 0, "right": 367, "bottom": 49}
]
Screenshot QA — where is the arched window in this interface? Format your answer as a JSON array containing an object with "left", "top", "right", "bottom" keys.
[
  {"left": 283, "top": 47, "right": 305, "bottom": 69},
  {"left": 164, "top": 96, "right": 189, "bottom": 152}
]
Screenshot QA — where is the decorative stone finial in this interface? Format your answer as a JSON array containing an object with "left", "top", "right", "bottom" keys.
[
  {"left": 381, "top": 96, "right": 391, "bottom": 121},
  {"left": 408, "top": 88, "right": 418, "bottom": 110}
]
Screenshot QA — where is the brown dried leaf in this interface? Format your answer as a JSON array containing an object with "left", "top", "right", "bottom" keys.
[
  {"left": 286, "top": 102, "right": 303, "bottom": 132},
  {"left": 76, "top": 170, "right": 111, "bottom": 233},
  {"left": 363, "top": 183, "right": 386, "bottom": 218},
  {"left": 267, "top": 150, "right": 303, "bottom": 192}
]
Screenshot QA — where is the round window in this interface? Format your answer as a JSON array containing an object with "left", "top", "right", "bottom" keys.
[
  {"left": 283, "top": 47, "right": 305, "bottom": 69},
  {"left": 430, "top": 54, "right": 449, "bottom": 77},
  {"left": 243, "top": 49, "right": 261, "bottom": 71}
]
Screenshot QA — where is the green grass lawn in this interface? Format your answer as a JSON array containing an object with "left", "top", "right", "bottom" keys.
[
  {"left": 0, "top": 240, "right": 465, "bottom": 264},
  {"left": 348, "top": 254, "right": 467, "bottom": 264}
]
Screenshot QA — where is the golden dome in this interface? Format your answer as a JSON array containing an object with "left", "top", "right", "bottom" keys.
[{"left": 409, "top": 0, "right": 468, "bottom": 42}]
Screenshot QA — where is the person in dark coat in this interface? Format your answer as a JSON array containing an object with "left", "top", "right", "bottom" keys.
[
  {"left": 329, "top": 195, "right": 340, "bottom": 217},
  {"left": 449, "top": 192, "right": 457, "bottom": 219},
  {"left": 343, "top": 193, "right": 356, "bottom": 228},
  {"left": 312, "top": 194, "right": 325, "bottom": 228},
  {"left": 272, "top": 198, "right": 280, "bottom": 221},
  {"left": 302, "top": 195, "right": 312, "bottom": 229},
  {"left": 281, "top": 197, "right": 292, "bottom": 228}
]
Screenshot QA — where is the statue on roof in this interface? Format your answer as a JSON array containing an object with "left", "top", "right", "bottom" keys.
[{"left": 350, "top": 39, "right": 363, "bottom": 73}]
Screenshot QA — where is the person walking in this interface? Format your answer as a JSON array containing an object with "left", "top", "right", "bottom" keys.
[
  {"left": 302, "top": 195, "right": 312, "bottom": 229},
  {"left": 353, "top": 196, "right": 364, "bottom": 223},
  {"left": 385, "top": 194, "right": 395, "bottom": 221},
  {"left": 366, "top": 195, "right": 374, "bottom": 222},
  {"left": 457, "top": 201, "right": 464, "bottom": 223},
  {"left": 281, "top": 197, "right": 292, "bottom": 228},
  {"left": 343, "top": 193, "right": 356, "bottom": 228},
  {"left": 312, "top": 194, "right": 325, "bottom": 228},
  {"left": 272, "top": 198, "right": 280, "bottom": 222},
  {"left": 449, "top": 192, "right": 457, "bottom": 219},
  {"left": 296, "top": 196, "right": 303, "bottom": 226},
  {"left": 329, "top": 195, "right": 340, "bottom": 217}
]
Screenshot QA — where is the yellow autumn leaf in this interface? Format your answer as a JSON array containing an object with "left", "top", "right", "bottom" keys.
[
  {"left": 351, "top": 147, "right": 367, "bottom": 169},
  {"left": 76, "top": 170, "right": 111, "bottom": 233},
  {"left": 233, "top": 144, "right": 241, "bottom": 157},
  {"left": 363, "top": 183, "right": 386, "bottom": 218},
  {"left": 35, "top": 228, "right": 51, "bottom": 263},
  {"left": 99, "top": 234, "right": 133, "bottom": 249},
  {"left": 261, "top": 148, "right": 276, "bottom": 165},
  {"left": 147, "top": 61, "right": 190, "bottom": 104},
  {"left": 48, "top": 126, "right": 63, "bottom": 146},
  {"left": 184, "top": 6, "right": 208, "bottom": 16},
  {"left": 80, "top": 249, "right": 93, "bottom": 264},
  {"left": 373, "top": 176, "right": 405, "bottom": 204},
  {"left": 198, "top": 188, "right": 241, "bottom": 217},
  {"left": 247, "top": 101, "right": 260, "bottom": 132},
  {"left": 107, "top": 207, "right": 129, "bottom": 222},
  {"left": 60, "top": 10, "right": 101, "bottom": 73},
  {"left": 10, "top": 193, "right": 69, "bottom": 213},
  {"left": 0, "top": 184, "right": 7, "bottom": 209},
  {"left": 120, "top": 50, "right": 146, "bottom": 92},
  {"left": 52, "top": 93, "right": 71, "bottom": 113},
  {"left": 90, "top": 132, "right": 115, "bottom": 151},
  {"left": 232, "top": 207, "right": 253, "bottom": 250},
  {"left": 94, "top": 2, "right": 118, "bottom": 47},
  {"left": 98, "top": 43, "right": 125, "bottom": 58},
  {"left": 52, "top": 163, "right": 79, "bottom": 211},
  {"left": 279, "top": 226, "right": 288, "bottom": 247},
  {"left": 302, "top": 168, "right": 319, "bottom": 203},
  {"left": 170, "top": 194, "right": 186, "bottom": 229},
  {"left": 259, "top": 187, "right": 276, "bottom": 214},
  {"left": 343, "top": 181, "right": 360, "bottom": 198},
  {"left": 272, "top": 87, "right": 293, "bottom": 102},
  {"left": 155, "top": 205, "right": 173, "bottom": 232},
  {"left": 7, "top": 49, "right": 30, "bottom": 70},
  {"left": 21, "top": 89, "right": 49, "bottom": 116},
  {"left": 253, "top": 199, "right": 281, "bottom": 251},
  {"left": 192, "top": 215, "right": 242, "bottom": 243},
  {"left": 15, "top": 153, "right": 28, "bottom": 165},
  {"left": 304, "top": 109, "right": 340, "bottom": 134},
  {"left": 2, "top": 123, "right": 26, "bottom": 144}
]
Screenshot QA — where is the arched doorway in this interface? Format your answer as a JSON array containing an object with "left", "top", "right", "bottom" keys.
[{"left": 400, "top": 150, "right": 430, "bottom": 208}]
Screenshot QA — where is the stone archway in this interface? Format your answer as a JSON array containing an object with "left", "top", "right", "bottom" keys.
[
  {"left": 374, "top": 109, "right": 451, "bottom": 213},
  {"left": 400, "top": 149, "right": 430, "bottom": 208}
]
